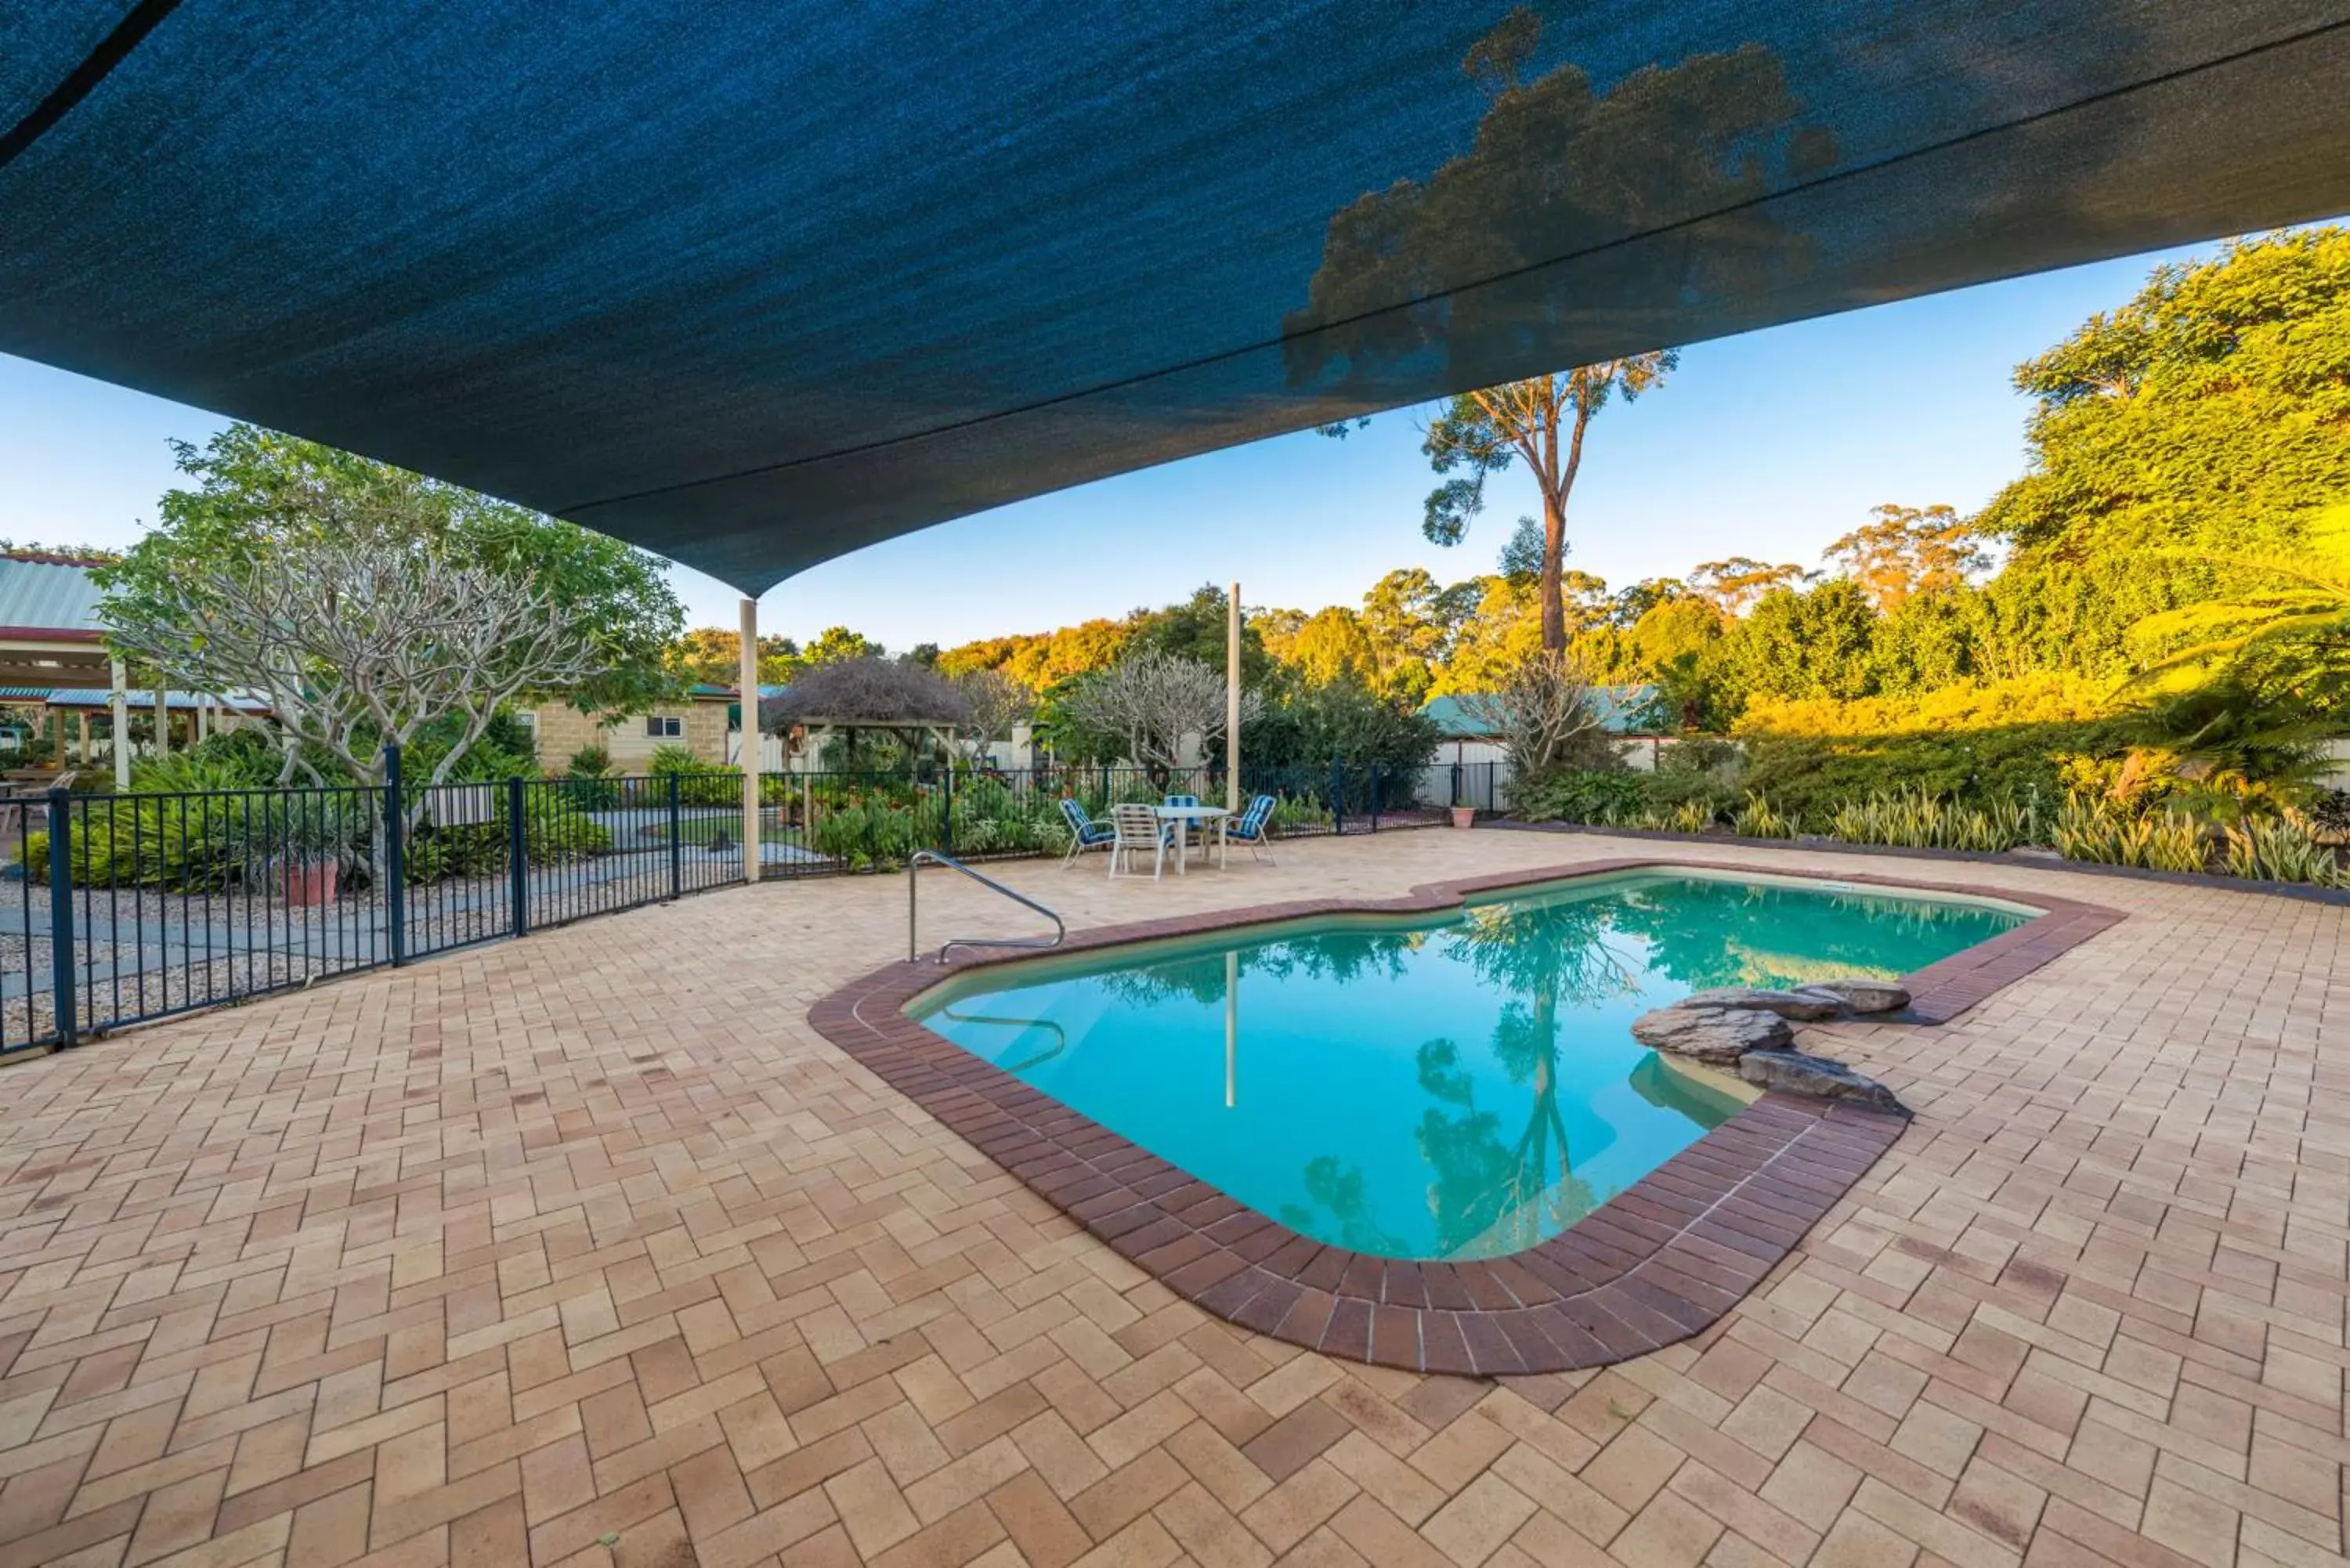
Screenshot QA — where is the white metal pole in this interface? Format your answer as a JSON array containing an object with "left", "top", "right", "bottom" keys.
[
  {"left": 739, "top": 596, "right": 762, "bottom": 884},
  {"left": 1226, "top": 581, "right": 1241, "bottom": 812}
]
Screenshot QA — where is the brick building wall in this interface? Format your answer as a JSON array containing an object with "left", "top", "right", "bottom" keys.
[{"left": 525, "top": 695, "right": 732, "bottom": 771}]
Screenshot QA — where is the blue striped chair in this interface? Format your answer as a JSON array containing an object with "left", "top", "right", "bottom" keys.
[
  {"left": 1226, "top": 793, "right": 1278, "bottom": 862},
  {"left": 1058, "top": 798, "right": 1116, "bottom": 865}
]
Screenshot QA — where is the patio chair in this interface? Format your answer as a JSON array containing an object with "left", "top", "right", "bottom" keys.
[
  {"left": 1226, "top": 793, "right": 1278, "bottom": 863},
  {"left": 1162, "top": 793, "right": 1199, "bottom": 808},
  {"left": 1108, "top": 804, "right": 1173, "bottom": 881},
  {"left": 1058, "top": 797, "right": 1116, "bottom": 865}
]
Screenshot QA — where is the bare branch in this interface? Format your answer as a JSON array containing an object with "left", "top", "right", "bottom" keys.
[
  {"left": 106, "top": 522, "right": 604, "bottom": 789},
  {"left": 1461, "top": 649, "right": 1609, "bottom": 775},
  {"left": 1061, "top": 652, "right": 1259, "bottom": 775}
]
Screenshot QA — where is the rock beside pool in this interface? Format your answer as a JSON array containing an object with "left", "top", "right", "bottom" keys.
[
  {"left": 1680, "top": 986, "right": 1843, "bottom": 1021},
  {"left": 1629, "top": 1004, "right": 1793, "bottom": 1064},
  {"left": 1802, "top": 977, "right": 1912, "bottom": 1014},
  {"left": 1739, "top": 1050, "right": 1907, "bottom": 1114}
]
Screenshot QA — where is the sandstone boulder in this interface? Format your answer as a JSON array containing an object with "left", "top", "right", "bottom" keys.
[
  {"left": 1739, "top": 1050, "right": 1906, "bottom": 1113},
  {"left": 1802, "top": 977, "right": 1911, "bottom": 1014},
  {"left": 1680, "top": 986, "right": 1843, "bottom": 1021},
  {"left": 1629, "top": 1005, "right": 1793, "bottom": 1064}
]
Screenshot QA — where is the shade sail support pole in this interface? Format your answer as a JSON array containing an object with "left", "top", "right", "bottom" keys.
[
  {"left": 1226, "top": 582, "right": 1241, "bottom": 813},
  {"left": 739, "top": 597, "right": 761, "bottom": 884}
]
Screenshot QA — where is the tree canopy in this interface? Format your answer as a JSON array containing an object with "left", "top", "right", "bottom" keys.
[
  {"left": 1981, "top": 228, "right": 2350, "bottom": 560},
  {"left": 669, "top": 627, "right": 799, "bottom": 687},
  {"left": 100, "top": 425, "right": 684, "bottom": 716}
]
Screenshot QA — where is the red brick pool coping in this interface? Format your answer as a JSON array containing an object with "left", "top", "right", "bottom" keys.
[{"left": 807, "top": 858, "right": 2122, "bottom": 1374}]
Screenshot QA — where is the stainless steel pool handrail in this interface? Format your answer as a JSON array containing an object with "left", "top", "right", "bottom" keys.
[{"left": 908, "top": 850, "right": 1067, "bottom": 963}]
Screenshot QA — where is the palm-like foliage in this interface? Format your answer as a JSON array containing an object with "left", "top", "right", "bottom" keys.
[{"left": 2128, "top": 503, "right": 2350, "bottom": 680}]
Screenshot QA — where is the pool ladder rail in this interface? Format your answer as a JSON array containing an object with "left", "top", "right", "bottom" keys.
[{"left": 908, "top": 850, "right": 1068, "bottom": 963}]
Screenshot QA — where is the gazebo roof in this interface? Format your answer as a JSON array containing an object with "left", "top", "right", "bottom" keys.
[{"left": 4, "top": 5, "right": 2346, "bottom": 592}]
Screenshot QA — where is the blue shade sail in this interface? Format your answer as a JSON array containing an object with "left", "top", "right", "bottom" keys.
[{"left": 2, "top": 2, "right": 2347, "bottom": 590}]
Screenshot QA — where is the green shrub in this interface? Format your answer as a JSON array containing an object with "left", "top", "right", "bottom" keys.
[
  {"left": 1817, "top": 788, "right": 2044, "bottom": 853},
  {"left": 129, "top": 730, "right": 283, "bottom": 793},
  {"left": 811, "top": 799, "right": 926, "bottom": 869},
  {"left": 1270, "top": 792, "right": 1333, "bottom": 832},
  {"left": 17, "top": 790, "right": 371, "bottom": 891},
  {"left": 563, "top": 746, "right": 620, "bottom": 807},
  {"left": 403, "top": 807, "right": 614, "bottom": 882},
  {"left": 1509, "top": 769, "right": 1654, "bottom": 826},
  {"left": 649, "top": 745, "right": 739, "bottom": 806},
  {"left": 1739, "top": 719, "right": 2139, "bottom": 822},
  {"left": 1731, "top": 793, "right": 1798, "bottom": 838},
  {"left": 2221, "top": 812, "right": 2343, "bottom": 884}
]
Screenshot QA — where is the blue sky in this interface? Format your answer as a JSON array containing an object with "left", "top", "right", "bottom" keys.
[{"left": 0, "top": 233, "right": 2266, "bottom": 650}]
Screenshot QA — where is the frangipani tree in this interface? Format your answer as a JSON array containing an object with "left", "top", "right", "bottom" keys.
[
  {"left": 104, "top": 515, "right": 605, "bottom": 792},
  {"left": 1461, "top": 649, "right": 1611, "bottom": 775},
  {"left": 96, "top": 425, "right": 684, "bottom": 791},
  {"left": 953, "top": 669, "right": 1034, "bottom": 764},
  {"left": 1061, "top": 651, "right": 1259, "bottom": 784}
]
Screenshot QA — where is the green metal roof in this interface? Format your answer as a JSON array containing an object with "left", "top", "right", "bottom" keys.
[
  {"left": 1423, "top": 685, "right": 1660, "bottom": 738},
  {"left": 0, "top": 558, "right": 102, "bottom": 634}
]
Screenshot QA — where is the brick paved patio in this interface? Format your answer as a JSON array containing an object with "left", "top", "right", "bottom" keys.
[{"left": 0, "top": 829, "right": 2339, "bottom": 1567}]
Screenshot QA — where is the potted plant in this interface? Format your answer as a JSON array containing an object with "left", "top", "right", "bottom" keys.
[
  {"left": 1452, "top": 804, "right": 1477, "bottom": 829},
  {"left": 252, "top": 798, "right": 360, "bottom": 905}
]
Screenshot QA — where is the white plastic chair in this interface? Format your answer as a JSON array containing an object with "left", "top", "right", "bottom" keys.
[{"left": 1108, "top": 804, "right": 1171, "bottom": 880}]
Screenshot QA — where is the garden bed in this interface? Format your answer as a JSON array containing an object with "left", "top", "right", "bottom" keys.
[{"left": 1488, "top": 818, "right": 2350, "bottom": 906}]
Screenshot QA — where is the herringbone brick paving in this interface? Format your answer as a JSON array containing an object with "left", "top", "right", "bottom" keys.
[{"left": 0, "top": 830, "right": 2339, "bottom": 1567}]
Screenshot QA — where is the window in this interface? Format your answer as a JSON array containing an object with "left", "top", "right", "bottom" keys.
[{"left": 645, "top": 715, "right": 684, "bottom": 739}]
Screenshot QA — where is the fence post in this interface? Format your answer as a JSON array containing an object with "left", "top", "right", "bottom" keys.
[
  {"left": 508, "top": 777, "right": 530, "bottom": 938},
  {"left": 668, "top": 775, "right": 684, "bottom": 898},
  {"left": 942, "top": 763, "right": 955, "bottom": 854},
  {"left": 383, "top": 744, "right": 407, "bottom": 966},
  {"left": 1450, "top": 761, "right": 1462, "bottom": 808},
  {"left": 45, "top": 789, "right": 75, "bottom": 1047},
  {"left": 1369, "top": 764, "right": 1383, "bottom": 832},
  {"left": 1329, "top": 757, "right": 1344, "bottom": 837}
]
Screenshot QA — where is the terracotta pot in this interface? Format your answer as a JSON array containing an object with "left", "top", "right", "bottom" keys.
[
  {"left": 280, "top": 860, "right": 340, "bottom": 905},
  {"left": 1451, "top": 805, "right": 1477, "bottom": 829}
]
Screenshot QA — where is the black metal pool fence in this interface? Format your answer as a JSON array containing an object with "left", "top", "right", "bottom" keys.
[{"left": 0, "top": 750, "right": 1500, "bottom": 1053}]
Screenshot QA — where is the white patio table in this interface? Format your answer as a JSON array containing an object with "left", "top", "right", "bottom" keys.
[{"left": 1151, "top": 804, "right": 1231, "bottom": 873}]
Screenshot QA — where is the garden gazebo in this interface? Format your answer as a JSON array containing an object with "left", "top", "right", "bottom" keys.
[{"left": 757, "top": 659, "right": 971, "bottom": 773}]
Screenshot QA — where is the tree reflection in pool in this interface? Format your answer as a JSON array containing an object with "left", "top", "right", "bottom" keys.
[{"left": 911, "top": 872, "right": 2027, "bottom": 1260}]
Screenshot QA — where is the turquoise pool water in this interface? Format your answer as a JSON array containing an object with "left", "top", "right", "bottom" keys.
[{"left": 911, "top": 870, "right": 2031, "bottom": 1261}]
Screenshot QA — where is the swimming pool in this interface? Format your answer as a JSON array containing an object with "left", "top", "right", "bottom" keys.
[{"left": 909, "top": 869, "right": 2031, "bottom": 1262}]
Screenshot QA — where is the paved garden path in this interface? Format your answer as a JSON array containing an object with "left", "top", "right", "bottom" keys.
[{"left": 0, "top": 830, "right": 2337, "bottom": 1567}]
